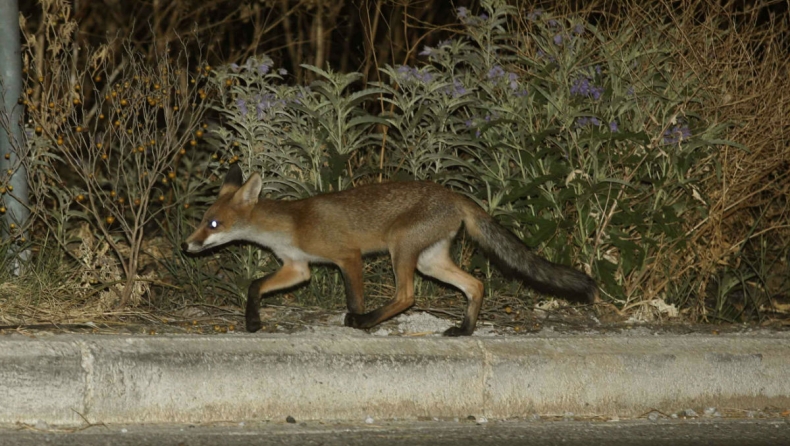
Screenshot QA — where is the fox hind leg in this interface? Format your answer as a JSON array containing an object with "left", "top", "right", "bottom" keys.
[{"left": 417, "top": 239, "right": 484, "bottom": 336}]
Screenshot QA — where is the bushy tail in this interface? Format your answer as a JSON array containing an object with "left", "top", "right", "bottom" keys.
[{"left": 465, "top": 212, "right": 598, "bottom": 303}]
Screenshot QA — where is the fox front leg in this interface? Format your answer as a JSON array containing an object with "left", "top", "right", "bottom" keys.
[{"left": 245, "top": 262, "right": 310, "bottom": 332}]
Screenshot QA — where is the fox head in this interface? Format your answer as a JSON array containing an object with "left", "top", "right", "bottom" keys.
[{"left": 182, "top": 164, "right": 262, "bottom": 253}]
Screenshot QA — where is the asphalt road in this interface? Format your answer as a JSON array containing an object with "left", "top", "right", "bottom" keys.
[{"left": 2, "top": 419, "right": 789, "bottom": 446}]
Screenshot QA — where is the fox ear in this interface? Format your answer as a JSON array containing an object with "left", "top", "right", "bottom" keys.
[
  {"left": 219, "top": 163, "right": 244, "bottom": 197},
  {"left": 234, "top": 172, "right": 262, "bottom": 206}
]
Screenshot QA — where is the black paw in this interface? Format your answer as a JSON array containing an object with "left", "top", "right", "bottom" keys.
[
  {"left": 344, "top": 313, "right": 369, "bottom": 329},
  {"left": 443, "top": 326, "right": 472, "bottom": 337},
  {"left": 246, "top": 318, "right": 262, "bottom": 333}
]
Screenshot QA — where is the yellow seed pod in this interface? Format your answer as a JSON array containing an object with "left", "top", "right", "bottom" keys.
[
  {"left": 105, "top": 216, "right": 115, "bottom": 224},
  {"left": 3, "top": 154, "right": 9, "bottom": 160},
  {"left": 73, "top": 98, "right": 81, "bottom": 105},
  {"left": 76, "top": 194, "right": 84, "bottom": 202},
  {"left": 179, "top": 148, "right": 186, "bottom": 155},
  {"left": 48, "top": 101, "right": 55, "bottom": 108},
  {"left": 158, "top": 195, "right": 165, "bottom": 202},
  {"left": 7, "top": 185, "right": 12, "bottom": 192},
  {"left": 76, "top": 126, "right": 83, "bottom": 132},
  {"left": 190, "top": 140, "right": 197, "bottom": 146},
  {"left": 110, "top": 190, "right": 117, "bottom": 197},
  {"left": 94, "top": 75, "right": 102, "bottom": 82},
  {"left": 9, "top": 223, "right": 15, "bottom": 230},
  {"left": 117, "top": 197, "right": 125, "bottom": 204},
  {"left": 134, "top": 198, "right": 141, "bottom": 206},
  {"left": 183, "top": 203, "right": 190, "bottom": 209},
  {"left": 167, "top": 171, "right": 176, "bottom": 179},
  {"left": 225, "top": 79, "right": 232, "bottom": 87},
  {"left": 195, "top": 130, "right": 203, "bottom": 138},
  {"left": 96, "top": 142, "right": 103, "bottom": 149},
  {"left": 173, "top": 105, "right": 179, "bottom": 111},
  {"left": 120, "top": 99, "right": 128, "bottom": 107},
  {"left": 0, "top": 207, "right": 6, "bottom": 213},
  {"left": 35, "top": 126, "right": 42, "bottom": 134},
  {"left": 101, "top": 153, "right": 108, "bottom": 160}
]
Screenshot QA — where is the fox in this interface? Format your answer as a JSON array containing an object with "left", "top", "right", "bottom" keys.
[{"left": 182, "top": 164, "right": 598, "bottom": 336}]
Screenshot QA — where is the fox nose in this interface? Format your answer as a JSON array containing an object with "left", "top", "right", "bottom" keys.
[{"left": 180, "top": 242, "right": 189, "bottom": 252}]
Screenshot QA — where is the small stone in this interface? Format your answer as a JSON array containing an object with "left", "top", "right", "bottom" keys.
[
  {"left": 647, "top": 411, "right": 661, "bottom": 422},
  {"left": 365, "top": 416, "right": 374, "bottom": 424},
  {"left": 286, "top": 415, "right": 296, "bottom": 424},
  {"left": 35, "top": 420, "right": 49, "bottom": 430},
  {"left": 683, "top": 409, "right": 698, "bottom": 418},
  {"left": 476, "top": 416, "right": 488, "bottom": 425},
  {"left": 467, "top": 415, "right": 476, "bottom": 421}
]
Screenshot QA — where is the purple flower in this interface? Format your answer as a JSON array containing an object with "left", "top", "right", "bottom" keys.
[
  {"left": 570, "top": 77, "right": 591, "bottom": 96},
  {"left": 457, "top": 7, "right": 468, "bottom": 19},
  {"left": 627, "top": 86, "right": 635, "bottom": 96},
  {"left": 595, "top": 65, "right": 602, "bottom": 75},
  {"left": 571, "top": 76, "right": 603, "bottom": 101},
  {"left": 553, "top": 34, "right": 563, "bottom": 45},
  {"left": 528, "top": 9, "right": 543, "bottom": 21},
  {"left": 396, "top": 65, "right": 434, "bottom": 85},
  {"left": 258, "top": 63, "right": 270, "bottom": 75},
  {"left": 663, "top": 124, "right": 692, "bottom": 144},
  {"left": 574, "top": 116, "right": 602, "bottom": 129},
  {"left": 487, "top": 65, "right": 505, "bottom": 79},
  {"left": 236, "top": 98, "right": 248, "bottom": 116},
  {"left": 548, "top": 19, "right": 558, "bottom": 27},
  {"left": 465, "top": 119, "right": 474, "bottom": 128},
  {"left": 230, "top": 63, "right": 240, "bottom": 72},
  {"left": 479, "top": 13, "right": 488, "bottom": 20},
  {"left": 278, "top": 68, "right": 288, "bottom": 76},
  {"left": 609, "top": 121, "right": 619, "bottom": 132},
  {"left": 573, "top": 24, "right": 584, "bottom": 35},
  {"left": 443, "top": 79, "right": 467, "bottom": 98},
  {"left": 419, "top": 46, "right": 434, "bottom": 57}
]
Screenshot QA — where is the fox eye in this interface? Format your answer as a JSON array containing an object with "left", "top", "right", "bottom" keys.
[{"left": 208, "top": 220, "right": 219, "bottom": 229}]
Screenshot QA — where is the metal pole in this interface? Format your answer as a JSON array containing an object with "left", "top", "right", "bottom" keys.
[{"left": 0, "top": 0, "right": 31, "bottom": 269}]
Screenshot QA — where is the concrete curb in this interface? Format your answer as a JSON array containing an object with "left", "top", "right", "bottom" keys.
[{"left": 2, "top": 333, "right": 789, "bottom": 426}]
